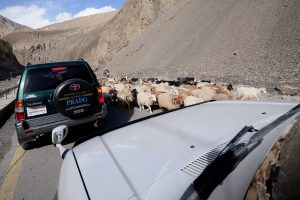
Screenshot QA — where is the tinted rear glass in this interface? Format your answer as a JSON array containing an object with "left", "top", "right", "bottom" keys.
[{"left": 24, "top": 64, "right": 94, "bottom": 93}]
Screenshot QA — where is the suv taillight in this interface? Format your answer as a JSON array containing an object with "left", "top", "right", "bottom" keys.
[
  {"left": 15, "top": 100, "right": 25, "bottom": 121},
  {"left": 97, "top": 87, "right": 105, "bottom": 104}
]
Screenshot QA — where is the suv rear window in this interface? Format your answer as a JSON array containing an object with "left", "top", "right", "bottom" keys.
[{"left": 24, "top": 64, "right": 94, "bottom": 93}]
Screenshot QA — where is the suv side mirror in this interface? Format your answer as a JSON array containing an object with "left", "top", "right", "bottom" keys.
[
  {"left": 52, "top": 125, "right": 68, "bottom": 144},
  {"left": 52, "top": 125, "right": 69, "bottom": 159}
]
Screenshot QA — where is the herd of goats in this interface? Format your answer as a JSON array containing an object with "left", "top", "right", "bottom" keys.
[{"left": 98, "top": 77, "right": 267, "bottom": 112}]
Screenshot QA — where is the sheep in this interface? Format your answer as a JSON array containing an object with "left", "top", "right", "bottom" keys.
[
  {"left": 150, "top": 83, "right": 178, "bottom": 96},
  {"left": 208, "top": 85, "right": 231, "bottom": 96},
  {"left": 157, "top": 93, "right": 184, "bottom": 111},
  {"left": 237, "top": 86, "right": 267, "bottom": 100},
  {"left": 227, "top": 83, "right": 233, "bottom": 91},
  {"left": 184, "top": 96, "right": 204, "bottom": 106},
  {"left": 192, "top": 87, "right": 216, "bottom": 101},
  {"left": 98, "top": 78, "right": 108, "bottom": 85},
  {"left": 116, "top": 87, "right": 134, "bottom": 110},
  {"left": 101, "top": 86, "right": 115, "bottom": 102},
  {"left": 114, "top": 83, "right": 131, "bottom": 93},
  {"left": 213, "top": 93, "right": 234, "bottom": 101},
  {"left": 137, "top": 91, "right": 157, "bottom": 113},
  {"left": 179, "top": 84, "right": 198, "bottom": 91},
  {"left": 196, "top": 82, "right": 213, "bottom": 89}
]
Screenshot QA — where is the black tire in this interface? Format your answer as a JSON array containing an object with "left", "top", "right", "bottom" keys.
[{"left": 21, "top": 141, "right": 36, "bottom": 150}]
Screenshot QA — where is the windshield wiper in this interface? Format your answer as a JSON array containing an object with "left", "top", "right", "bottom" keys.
[
  {"left": 181, "top": 103, "right": 300, "bottom": 200},
  {"left": 181, "top": 126, "right": 261, "bottom": 200},
  {"left": 217, "top": 126, "right": 257, "bottom": 158}
]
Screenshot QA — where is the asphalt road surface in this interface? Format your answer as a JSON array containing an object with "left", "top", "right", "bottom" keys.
[{"left": 0, "top": 104, "right": 158, "bottom": 200}]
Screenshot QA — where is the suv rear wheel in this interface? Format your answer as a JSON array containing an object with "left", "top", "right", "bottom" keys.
[{"left": 21, "top": 141, "right": 36, "bottom": 150}]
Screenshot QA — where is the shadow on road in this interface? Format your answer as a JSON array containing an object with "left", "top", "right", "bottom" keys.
[{"left": 28, "top": 104, "right": 135, "bottom": 149}]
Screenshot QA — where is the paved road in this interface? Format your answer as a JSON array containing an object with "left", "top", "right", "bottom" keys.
[{"left": 0, "top": 104, "right": 158, "bottom": 200}]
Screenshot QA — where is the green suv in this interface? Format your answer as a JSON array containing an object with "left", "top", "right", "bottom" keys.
[{"left": 15, "top": 60, "right": 107, "bottom": 149}]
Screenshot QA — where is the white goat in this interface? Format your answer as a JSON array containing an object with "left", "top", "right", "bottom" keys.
[
  {"left": 184, "top": 96, "right": 204, "bottom": 106},
  {"left": 114, "top": 83, "right": 130, "bottom": 93},
  {"left": 101, "top": 85, "right": 114, "bottom": 101},
  {"left": 237, "top": 86, "right": 267, "bottom": 100},
  {"left": 137, "top": 91, "right": 157, "bottom": 113},
  {"left": 117, "top": 88, "right": 134, "bottom": 109},
  {"left": 153, "top": 83, "right": 179, "bottom": 95},
  {"left": 192, "top": 87, "right": 216, "bottom": 101},
  {"left": 157, "top": 93, "right": 184, "bottom": 110}
]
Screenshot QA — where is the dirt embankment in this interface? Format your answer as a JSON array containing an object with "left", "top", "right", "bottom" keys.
[{"left": 0, "top": 39, "right": 23, "bottom": 80}]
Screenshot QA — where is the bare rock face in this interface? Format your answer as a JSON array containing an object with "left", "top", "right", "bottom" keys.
[
  {"left": 0, "top": 15, "right": 29, "bottom": 38},
  {"left": 0, "top": 39, "right": 23, "bottom": 80}
]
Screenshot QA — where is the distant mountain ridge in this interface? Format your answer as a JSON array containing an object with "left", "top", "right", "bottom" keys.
[
  {"left": 0, "top": 15, "right": 30, "bottom": 38},
  {"left": 2, "top": 0, "right": 179, "bottom": 69}
]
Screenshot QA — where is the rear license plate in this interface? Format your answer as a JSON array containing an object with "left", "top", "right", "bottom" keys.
[{"left": 27, "top": 105, "right": 47, "bottom": 117}]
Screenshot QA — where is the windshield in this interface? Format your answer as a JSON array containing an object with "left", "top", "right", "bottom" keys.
[{"left": 24, "top": 64, "right": 94, "bottom": 93}]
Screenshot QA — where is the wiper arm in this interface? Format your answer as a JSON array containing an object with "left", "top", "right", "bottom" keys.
[
  {"left": 183, "top": 126, "right": 261, "bottom": 200},
  {"left": 216, "top": 126, "right": 257, "bottom": 159},
  {"left": 181, "top": 103, "right": 300, "bottom": 200}
]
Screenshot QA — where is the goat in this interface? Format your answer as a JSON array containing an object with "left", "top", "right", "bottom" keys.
[
  {"left": 157, "top": 93, "right": 184, "bottom": 111},
  {"left": 101, "top": 86, "right": 115, "bottom": 103},
  {"left": 116, "top": 87, "right": 134, "bottom": 110},
  {"left": 137, "top": 91, "right": 157, "bottom": 113},
  {"left": 114, "top": 83, "right": 130, "bottom": 93},
  {"left": 192, "top": 87, "right": 216, "bottom": 101},
  {"left": 208, "top": 85, "right": 231, "bottom": 96},
  {"left": 237, "top": 86, "right": 267, "bottom": 100},
  {"left": 184, "top": 96, "right": 204, "bottom": 106}
]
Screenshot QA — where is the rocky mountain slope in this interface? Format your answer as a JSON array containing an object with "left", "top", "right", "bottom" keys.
[
  {"left": 1, "top": 0, "right": 298, "bottom": 90},
  {"left": 3, "top": 0, "right": 179, "bottom": 70},
  {"left": 107, "top": 0, "right": 299, "bottom": 89},
  {"left": 0, "top": 39, "right": 23, "bottom": 80},
  {"left": 2, "top": 11, "right": 117, "bottom": 65},
  {"left": 0, "top": 15, "right": 29, "bottom": 38}
]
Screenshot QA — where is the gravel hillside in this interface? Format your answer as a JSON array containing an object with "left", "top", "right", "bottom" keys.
[{"left": 107, "top": 0, "right": 299, "bottom": 90}]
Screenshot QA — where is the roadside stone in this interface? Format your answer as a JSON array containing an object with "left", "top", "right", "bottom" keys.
[{"left": 274, "top": 85, "right": 300, "bottom": 96}]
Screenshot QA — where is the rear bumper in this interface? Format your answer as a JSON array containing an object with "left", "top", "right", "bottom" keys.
[{"left": 16, "top": 104, "right": 107, "bottom": 145}]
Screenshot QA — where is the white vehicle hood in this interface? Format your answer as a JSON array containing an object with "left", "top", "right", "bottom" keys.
[{"left": 72, "top": 101, "right": 298, "bottom": 200}]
